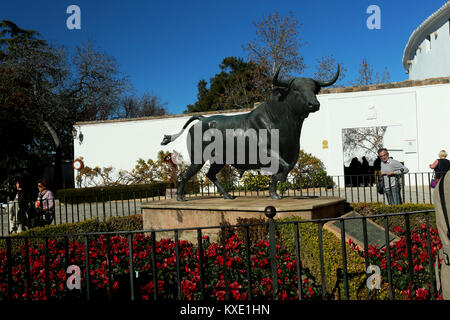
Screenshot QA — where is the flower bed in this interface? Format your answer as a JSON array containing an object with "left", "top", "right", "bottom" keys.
[
  {"left": 351, "top": 223, "right": 442, "bottom": 300},
  {"left": 0, "top": 217, "right": 443, "bottom": 301},
  {"left": 0, "top": 233, "right": 321, "bottom": 301}
]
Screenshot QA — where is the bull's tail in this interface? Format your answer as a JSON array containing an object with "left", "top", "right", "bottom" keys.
[{"left": 160, "top": 115, "right": 204, "bottom": 145}]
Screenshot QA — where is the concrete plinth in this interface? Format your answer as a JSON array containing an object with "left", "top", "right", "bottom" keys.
[{"left": 142, "top": 196, "right": 345, "bottom": 242}]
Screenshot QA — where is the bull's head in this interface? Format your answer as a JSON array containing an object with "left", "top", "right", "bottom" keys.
[{"left": 272, "top": 65, "right": 340, "bottom": 115}]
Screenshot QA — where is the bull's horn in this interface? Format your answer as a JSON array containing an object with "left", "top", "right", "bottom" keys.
[
  {"left": 272, "top": 65, "right": 290, "bottom": 87},
  {"left": 315, "top": 64, "right": 340, "bottom": 87}
]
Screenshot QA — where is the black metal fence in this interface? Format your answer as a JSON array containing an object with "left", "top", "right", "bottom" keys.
[{"left": 0, "top": 208, "right": 441, "bottom": 301}]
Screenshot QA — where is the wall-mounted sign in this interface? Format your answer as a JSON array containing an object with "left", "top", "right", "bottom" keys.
[
  {"left": 322, "top": 140, "right": 329, "bottom": 149},
  {"left": 366, "top": 106, "right": 377, "bottom": 120},
  {"left": 404, "top": 139, "right": 417, "bottom": 153},
  {"left": 72, "top": 159, "right": 84, "bottom": 171}
]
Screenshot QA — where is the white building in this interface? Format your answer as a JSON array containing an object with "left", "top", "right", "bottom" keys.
[{"left": 403, "top": 1, "right": 450, "bottom": 80}]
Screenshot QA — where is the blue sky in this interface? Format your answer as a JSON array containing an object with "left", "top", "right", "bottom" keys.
[{"left": 1, "top": 0, "right": 447, "bottom": 115}]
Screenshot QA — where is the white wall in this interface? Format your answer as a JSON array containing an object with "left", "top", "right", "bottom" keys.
[
  {"left": 409, "top": 19, "right": 450, "bottom": 80},
  {"left": 74, "top": 83, "right": 450, "bottom": 186}
]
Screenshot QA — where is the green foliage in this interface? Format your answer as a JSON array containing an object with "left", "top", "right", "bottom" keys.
[
  {"left": 242, "top": 172, "right": 271, "bottom": 191},
  {"left": 56, "top": 180, "right": 200, "bottom": 204},
  {"left": 76, "top": 151, "right": 200, "bottom": 189},
  {"left": 15, "top": 215, "right": 142, "bottom": 238},
  {"left": 219, "top": 217, "right": 283, "bottom": 249},
  {"left": 0, "top": 20, "right": 131, "bottom": 195},
  {"left": 235, "top": 150, "right": 333, "bottom": 192},
  {"left": 0, "top": 20, "right": 62, "bottom": 193},
  {"left": 186, "top": 56, "right": 270, "bottom": 113},
  {"left": 3, "top": 214, "right": 143, "bottom": 255},
  {"left": 289, "top": 150, "right": 334, "bottom": 189},
  {"left": 282, "top": 169, "right": 334, "bottom": 190},
  {"left": 352, "top": 202, "right": 436, "bottom": 231},
  {"left": 56, "top": 183, "right": 166, "bottom": 204},
  {"left": 278, "top": 216, "right": 368, "bottom": 300}
]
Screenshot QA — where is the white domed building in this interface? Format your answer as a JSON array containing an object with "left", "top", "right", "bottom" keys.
[{"left": 403, "top": 1, "right": 450, "bottom": 80}]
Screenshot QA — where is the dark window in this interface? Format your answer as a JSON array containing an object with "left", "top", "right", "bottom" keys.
[{"left": 426, "top": 35, "right": 431, "bottom": 52}]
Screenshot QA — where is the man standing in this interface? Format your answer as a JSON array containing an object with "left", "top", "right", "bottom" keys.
[{"left": 378, "top": 148, "right": 409, "bottom": 205}]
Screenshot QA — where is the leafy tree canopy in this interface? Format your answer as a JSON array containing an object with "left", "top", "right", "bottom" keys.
[{"left": 186, "top": 56, "right": 270, "bottom": 113}]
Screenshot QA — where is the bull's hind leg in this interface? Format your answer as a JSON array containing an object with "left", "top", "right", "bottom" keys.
[
  {"left": 269, "top": 175, "right": 282, "bottom": 200},
  {"left": 269, "top": 169, "right": 291, "bottom": 200},
  {"left": 207, "top": 164, "right": 235, "bottom": 200},
  {"left": 177, "top": 163, "right": 203, "bottom": 201}
]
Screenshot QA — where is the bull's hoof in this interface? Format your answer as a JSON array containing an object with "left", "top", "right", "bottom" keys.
[
  {"left": 176, "top": 195, "right": 186, "bottom": 201},
  {"left": 223, "top": 194, "right": 236, "bottom": 200},
  {"left": 270, "top": 193, "right": 282, "bottom": 200}
]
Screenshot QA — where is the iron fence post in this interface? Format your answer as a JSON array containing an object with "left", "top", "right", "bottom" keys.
[
  {"left": 6, "top": 238, "right": 12, "bottom": 300},
  {"left": 265, "top": 206, "right": 278, "bottom": 300},
  {"left": 101, "top": 188, "right": 106, "bottom": 221}
]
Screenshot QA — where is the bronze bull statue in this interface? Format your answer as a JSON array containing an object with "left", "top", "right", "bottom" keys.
[{"left": 161, "top": 66, "right": 340, "bottom": 201}]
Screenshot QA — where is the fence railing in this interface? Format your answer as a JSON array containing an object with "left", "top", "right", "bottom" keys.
[
  {"left": 0, "top": 172, "right": 438, "bottom": 236},
  {"left": 0, "top": 208, "right": 440, "bottom": 301}
]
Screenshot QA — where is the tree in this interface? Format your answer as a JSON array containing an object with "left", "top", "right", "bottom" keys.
[
  {"left": 353, "top": 57, "right": 374, "bottom": 86},
  {"left": 313, "top": 54, "right": 347, "bottom": 87},
  {"left": 186, "top": 56, "right": 270, "bottom": 113},
  {"left": 0, "top": 21, "right": 134, "bottom": 193},
  {"left": 352, "top": 57, "right": 390, "bottom": 86},
  {"left": 118, "top": 93, "right": 167, "bottom": 118},
  {"left": 375, "top": 67, "right": 390, "bottom": 84},
  {"left": 243, "top": 10, "right": 305, "bottom": 78},
  {"left": 342, "top": 126, "right": 387, "bottom": 163},
  {"left": 65, "top": 41, "right": 130, "bottom": 121},
  {"left": 0, "top": 20, "right": 69, "bottom": 191}
]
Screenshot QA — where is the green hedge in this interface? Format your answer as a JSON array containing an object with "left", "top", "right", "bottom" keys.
[
  {"left": 275, "top": 203, "right": 436, "bottom": 299},
  {"left": 351, "top": 202, "right": 436, "bottom": 231},
  {"left": 277, "top": 216, "right": 369, "bottom": 300},
  {"left": 220, "top": 216, "right": 369, "bottom": 299},
  {"left": 3, "top": 215, "right": 143, "bottom": 255},
  {"left": 56, "top": 181, "right": 200, "bottom": 204},
  {"left": 12, "top": 214, "right": 143, "bottom": 238}
]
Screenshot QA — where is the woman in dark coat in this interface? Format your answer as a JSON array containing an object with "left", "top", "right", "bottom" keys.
[{"left": 430, "top": 150, "right": 450, "bottom": 180}]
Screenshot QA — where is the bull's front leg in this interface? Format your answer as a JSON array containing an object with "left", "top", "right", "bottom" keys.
[
  {"left": 269, "top": 158, "right": 292, "bottom": 200},
  {"left": 177, "top": 163, "right": 203, "bottom": 201}
]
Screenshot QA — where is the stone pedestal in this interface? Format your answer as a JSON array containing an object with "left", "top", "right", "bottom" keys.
[{"left": 142, "top": 196, "right": 345, "bottom": 242}]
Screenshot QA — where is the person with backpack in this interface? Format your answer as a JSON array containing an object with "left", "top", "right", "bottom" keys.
[
  {"left": 378, "top": 148, "right": 409, "bottom": 205},
  {"left": 430, "top": 150, "right": 450, "bottom": 182}
]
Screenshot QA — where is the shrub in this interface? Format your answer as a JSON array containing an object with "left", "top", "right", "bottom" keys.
[
  {"left": 242, "top": 172, "right": 271, "bottom": 191},
  {"left": 278, "top": 216, "right": 367, "bottom": 300},
  {"left": 289, "top": 150, "right": 334, "bottom": 189},
  {"left": 2, "top": 215, "right": 143, "bottom": 255},
  {"left": 278, "top": 212, "right": 442, "bottom": 300},
  {"left": 352, "top": 202, "right": 436, "bottom": 231},
  {"left": 56, "top": 181, "right": 200, "bottom": 204},
  {"left": 15, "top": 215, "right": 143, "bottom": 238},
  {"left": 239, "top": 149, "right": 334, "bottom": 192}
]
